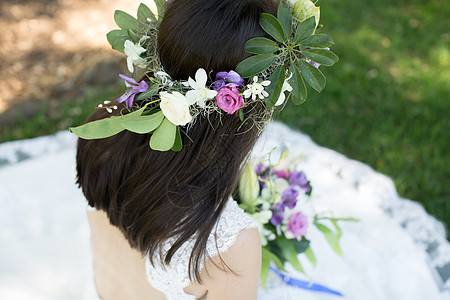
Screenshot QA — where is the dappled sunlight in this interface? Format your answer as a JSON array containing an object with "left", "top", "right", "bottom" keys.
[{"left": 0, "top": 0, "right": 156, "bottom": 114}]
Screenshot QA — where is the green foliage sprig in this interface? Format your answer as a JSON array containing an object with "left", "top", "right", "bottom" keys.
[{"left": 236, "top": 2, "right": 338, "bottom": 108}]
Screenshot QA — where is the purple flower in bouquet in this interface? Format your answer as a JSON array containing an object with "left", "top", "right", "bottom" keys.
[
  {"left": 289, "top": 171, "right": 311, "bottom": 193},
  {"left": 270, "top": 201, "right": 285, "bottom": 226},
  {"left": 255, "top": 163, "right": 268, "bottom": 175},
  {"left": 281, "top": 187, "right": 299, "bottom": 209},
  {"left": 274, "top": 169, "right": 290, "bottom": 179},
  {"left": 116, "top": 74, "right": 149, "bottom": 107},
  {"left": 213, "top": 70, "right": 245, "bottom": 90},
  {"left": 287, "top": 212, "right": 308, "bottom": 238}
]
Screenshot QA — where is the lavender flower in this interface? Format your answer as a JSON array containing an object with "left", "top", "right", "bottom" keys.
[
  {"left": 289, "top": 171, "right": 312, "bottom": 193},
  {"left": 213, "top": 70, "right": 245, "bottom": 91},
  {"left": 286, "top": 212, "right": 308, "bottom": 238},
  {"left": 255, "top": 163, "right": 268, "bottom": 175},
  {"left": 116, "top": 74, "right": 149, "bottom": 107},
  {"left": 270, "top": 201, "right": 285, "bottom": 226},
  {"left": 281, "top": 187, "right": 299, "bottom": 209}
]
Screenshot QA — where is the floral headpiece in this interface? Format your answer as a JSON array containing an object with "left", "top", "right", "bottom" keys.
[{"left": 70, "top": 0, "right": 338, "bottom": 151}]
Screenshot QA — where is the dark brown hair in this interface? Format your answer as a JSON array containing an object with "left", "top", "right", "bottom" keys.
[{"left": 76, "top": 0, "right": 278, "bottom": 282}]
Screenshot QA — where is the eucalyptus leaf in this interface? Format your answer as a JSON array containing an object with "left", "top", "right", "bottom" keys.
[
  {"left": 137, "top": 3, "right": 156, "bottom": 22},
  {"left": 300, "top": 34, "right": 334, "bottom": 48},
  {"left": 277, "top": 2, "right": 292, "bottom": 40},
  {"left": 304, "top": 246, "right": 317, "bottom": 267},
  {"left": 154, "top": 0, "right": 167, "bottom": 20},
  {"left": 245, "top": 37, "right": 279, "bottom": 55},
  {"left": 235, "top": 54, "right": 278, "bottom": 78},
  {"left": 289, "top": 63, "right": 307, "bottom": 105},
  {"left": 264, "top": 65, "right": 285, "bottom": 108},
  {"left": 69, "top": 116, "right": 124, "bottom": 140},
  {"left": 294, "top": 17, "right": 316, "bottom": 44},
  {"left": 121, "top": 111, "right": 164, "bottom": 134},
  {"left": 171, "top": 127, "right": 183, "bottom": 152},
  {"left": 149, "top": 118, "right": 177, "bottom": 151},
  {"left": 136, "top": 84, "right": 160, "bottom": 100},
  {"left": 299, "top": 60, "right": 326, "bottom": 92},
  {"left": 114, "top": 10, "right": 139, "bottom": 31},
  {"left": 259, "top": 13, "right": 286, "bottom": 43},
  {"left": 292, "top": 236, "right": 310, "bottom": 253},
  {"left": 315, "top": 223, "right": 343, "bottom": 256},
  {"left": 301, "top": 49, "right": 339, "bottom": 66},
  {"left": 106, "top": 29, "right": 129, "bottom": 53}
]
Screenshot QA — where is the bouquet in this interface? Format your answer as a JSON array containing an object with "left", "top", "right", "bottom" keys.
[{"left": 238, "top": 150, "right": 357, "bottom": 287}]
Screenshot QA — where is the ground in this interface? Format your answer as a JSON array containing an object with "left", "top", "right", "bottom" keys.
[{"left": 0, "top": 0, "right": 153, "bottom": 126}]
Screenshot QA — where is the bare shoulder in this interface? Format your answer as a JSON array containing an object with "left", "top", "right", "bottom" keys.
[{"left": 200, "top": 228, "right": 261, "bottom": 300}]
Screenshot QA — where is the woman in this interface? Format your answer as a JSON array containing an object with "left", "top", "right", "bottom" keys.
[{"left": 76, "top": 0, "right": 279, "bottom": 299}]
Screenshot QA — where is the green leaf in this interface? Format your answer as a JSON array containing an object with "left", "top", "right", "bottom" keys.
[
  {"left": 299, "top": 60, "right": 326, "bottom": 92},
  {"left": 114, "top": 10, "right": 139, "bottom": 31},
  {"left": 137, "top": 3, "right": 156, "bottom": 22},
  {"left": 121, "top": 111, "right": 164, "bottom": 134},
  {"left": 294, "top": 16, "right": 316, "bottom": 44},
  {"left": 171, "top": 127, "right": 183, "bottom": 152},
  {"left": 275, "top": 236, "right": 305, "bottom": 273},
  {"left": 292, "top": 236, "right": 310, "bottom": 253},
  {"left": 245, "top": 37, "right": 279, "bottom": 55},
  {"left": 300, "top": 34, "right": 334, "bottom": 48},
  {"left": 235, "top": 54, "right": 278, "bottom": 78},
  {"left": 238, "top": 109, "right": 244, "bottom": 122},
  {"left": 154, "top": 0, "right": 167, "bottom": 20},
  {"left": 69, "top": 116, "right": 124, "bottom": 140},
  {"left": 262, "top": 247, "right": 285, "bottom": 271},
  {"left": 264, "top": 65, "right": 285, "bottom": 108},
  {"left": 106, "top": 29, "right": 129, "bottom": 53},
  {"left": 304, "top": 246, "right": 317, "bottom": 267},
  {"left": 136, "top": 84, "right": 160, "bottom": 101},
  {"left": 149, "top": 117, "right": 177, "bottom": 151},
  {"left": 277, "top": 2, "right": 292, "bottom": 40},
  {"left": 260, "top": 257, "right": 270, "bottom": 289},
  {"left": 301, "top": 49, "right": 339, "bottom": 66},
  {"left": 259, "top": 13, "right": 286, "bottom": 43},
  {"left": 289, "top": 63, "right": 307, "bottom": 105},
  {"left": 315, "top": 223, "right": 343, "bottom": 256}
]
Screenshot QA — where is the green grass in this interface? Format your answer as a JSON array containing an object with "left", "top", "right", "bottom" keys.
[
  {"left": 0, "top": 0, "right": 448, "bottom": 233},
  {"left": 0, "top": 86, "right": 123, "bottom": 144},
  {"left": 276, "top": 0, "right": 449, "bottom": 233}
]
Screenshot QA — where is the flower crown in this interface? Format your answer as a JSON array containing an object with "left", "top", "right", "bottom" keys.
[{"left": 70, "top": 0, "right": 338, "bottom": 151}]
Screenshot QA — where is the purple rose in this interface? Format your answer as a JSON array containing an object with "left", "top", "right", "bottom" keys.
[
  {"left": 286, "top": 212, "right": 308, "bottom": 238},
  {"left": 289, "top": 171, "right": 311, "bottom": 193},
  {"left": 270, "top": 202, "right": 285, "bottom": 226},
  {"left": 274, "top": 170, "right": 290, "bottom": 179},
  {"left": 213, "top": 70, "right": 245, "bottom": 91},
  {"left": 281, "top": 187, "right": 299, "bottom": 209},
  {"left": 255, "top": 163, "right": 268, "bottom": 175},
  {"left": 215, "top": 86, "right": 244, "bottom": 114}
]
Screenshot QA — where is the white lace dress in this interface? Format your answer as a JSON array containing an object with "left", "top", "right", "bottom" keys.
[{"left": 145, "top": 199, "right": 257, "bottom": 300}]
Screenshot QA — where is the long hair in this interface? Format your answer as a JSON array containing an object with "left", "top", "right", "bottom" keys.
[{"left": 76, "top": 0, "right": 278, "bottom": 282}]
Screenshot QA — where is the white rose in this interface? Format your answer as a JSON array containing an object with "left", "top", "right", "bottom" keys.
[
  {"left": 159, "top": 91, "right": 192, "bottom": 126},
  {"left": 124, "top": 40, "right": 146, "bottom": 73}
]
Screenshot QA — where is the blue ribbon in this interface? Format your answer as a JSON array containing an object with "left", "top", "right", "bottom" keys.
[{"left": 269, "top": 265, "right": 344, "bottom": 297}]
